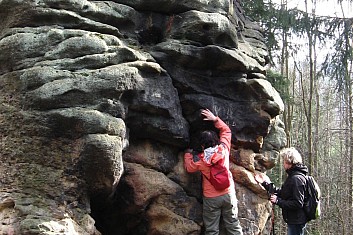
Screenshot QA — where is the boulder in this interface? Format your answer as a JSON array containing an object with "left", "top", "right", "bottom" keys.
[{"left": 0, "top": 0, "right": 285, "bottom": 234}]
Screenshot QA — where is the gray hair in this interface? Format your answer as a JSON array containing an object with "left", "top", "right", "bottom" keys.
[{"left": 280, "top": 147, "right": 302, "bottom": 165}]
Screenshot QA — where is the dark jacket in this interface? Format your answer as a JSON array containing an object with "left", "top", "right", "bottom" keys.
[{"left": 263, "top": 164, "right": 308, "bottom": 224}]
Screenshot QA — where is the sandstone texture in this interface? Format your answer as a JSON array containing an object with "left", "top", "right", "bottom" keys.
[{"left": 0, "top": 0, "right": 286, "bottom": 234}]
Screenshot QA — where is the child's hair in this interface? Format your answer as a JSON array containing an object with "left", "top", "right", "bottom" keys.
[{"left": 199, "top": 130, "right": 219, "bottom": 149}]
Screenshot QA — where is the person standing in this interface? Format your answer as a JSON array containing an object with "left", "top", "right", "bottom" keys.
[
  {"left": 255, "top": 147, "right": 309, "bottom": 235},
  {"left": 184, "top": 109, "right": 243, "bottom": 235}
]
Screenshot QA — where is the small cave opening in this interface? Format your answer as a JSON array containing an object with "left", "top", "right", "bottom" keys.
[
  {"left": 202, "top": 23, "right": 211, "bottom": 31},
  {"left": 138, "top": 26, "right": 164, "bottom": 45},
  {"left": 89, "top": 180, "right": 148, "bottom": 235}
]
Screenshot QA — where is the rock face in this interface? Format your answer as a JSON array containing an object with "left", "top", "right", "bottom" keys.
[{"left": 0, "top": 0, "right": 286, "bottom": 234}]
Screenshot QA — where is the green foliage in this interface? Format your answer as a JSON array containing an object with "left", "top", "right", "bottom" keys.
[
  {"left": 321, "top": 18, "right": 353, "bottom": 91},
  {"left": 267, "top": 158, "right": 283, "bottom": 185},
  {"left": 242, "top": 1, "right": 353, "bottom": 234},
  {"left": 241, "top": 1, "right": 301, "bottom": 57},
  {"left": 266, "top": 69, "right": 292, "bottom": 102},
  {"left": 241, "top": 0, "right": 278, "bottom": 62},
  {"left": 241, "top": 0, "right": 348, "bottom": 64}
]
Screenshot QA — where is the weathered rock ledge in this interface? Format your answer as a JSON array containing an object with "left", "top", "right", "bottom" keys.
[{"left": 0, "top": 0, "right": 285, "bottom": 234}]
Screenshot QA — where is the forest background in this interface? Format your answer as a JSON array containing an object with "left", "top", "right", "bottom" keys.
[{"left": 241, "top": 0, "right": 353, "bottom": 234}]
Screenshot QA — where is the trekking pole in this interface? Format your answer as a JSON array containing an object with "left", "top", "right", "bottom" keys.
[
  {"left": 267, "top": 183, "right": 275, "bottom": 235},
  {"left": 271, "top": 205, "right": 275, "bottom": 235}
]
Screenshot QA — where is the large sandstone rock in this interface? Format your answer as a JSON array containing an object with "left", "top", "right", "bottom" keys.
[{"left": 0, "top": 0, "right": 285, "bottom": 234}]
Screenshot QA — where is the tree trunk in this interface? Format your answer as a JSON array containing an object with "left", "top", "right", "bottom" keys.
[{"left": 304, "top": 0, "right": 314, "bottom": 174}]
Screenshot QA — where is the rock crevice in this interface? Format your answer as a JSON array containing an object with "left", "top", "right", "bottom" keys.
[{"left": 0, "top": 0, "right": 285, "bottom": 234}]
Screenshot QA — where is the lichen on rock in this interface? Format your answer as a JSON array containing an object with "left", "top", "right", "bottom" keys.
[{"left": 0, "top": 0, "right": 285, "bottom": 234}]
